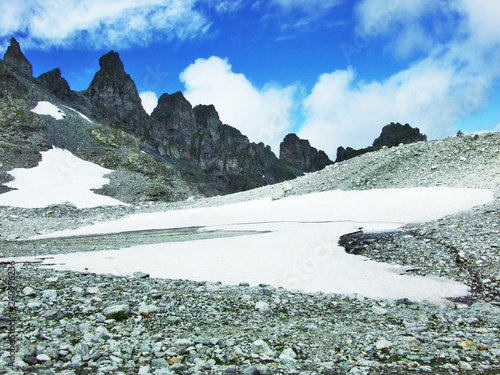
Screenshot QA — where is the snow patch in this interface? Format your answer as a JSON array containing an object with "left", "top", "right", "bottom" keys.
[
  {"left": 31, "top": 101, "right": 65, "bottom": 120},
  {"left": 25, "top": 187, "right": 493, "bottom": 301},
  {"left": 0, "top": 147, "right": 127, "bottom": 208},
  {"left": 62, "top": 105, "right": 93, "bottom": 123}
]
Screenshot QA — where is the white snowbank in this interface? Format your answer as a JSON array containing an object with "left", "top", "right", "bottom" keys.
[
  {"left": 0, "top": 148, "right": 126, "bottom": 208},
  {"left": 34, "top": 187, "right": 493, "bottom": 238},
  {"left": 31, "top": 101, "right": 65, "bottom": 120},
  {"left": 62, "top": 105, "right": 93, "bottom": 123},
  {"left": 25, "top": 187, "right": 494, "bottom": 301}
]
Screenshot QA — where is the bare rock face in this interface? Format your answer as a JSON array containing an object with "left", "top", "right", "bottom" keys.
[
  {"left": 3, "top": 38, "right": 32, "bottom": 77},
  {"left": 149, "top": 97, "right": 299, "bottom": 193},
  {"left": 336, "top": 122, "right": 427, "bottom": 162},
  {"left": 87, "top": 51, "right": 148, "bottom": 135},
  {"left": 372, "top": 122, "right": 427, "bottom": 149},
  {"left": 280, "top": 133, "right": 333, "bottom": 172},
  {"left": 38, "top": 68, "right": 73, "bottom": 100},
  {"left": 148, "top": 91, "right": 197, "bottom": 158}
]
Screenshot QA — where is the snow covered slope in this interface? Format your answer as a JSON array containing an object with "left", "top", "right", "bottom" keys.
[
  {"left": 25, "top": 186, "right": 493, "bottom": 301},
  {"left": 0, "top": 147, "right": 126, "bottom": 208}
]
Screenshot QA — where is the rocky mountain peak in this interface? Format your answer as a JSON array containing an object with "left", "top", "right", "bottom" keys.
[
  {"left": 280, "top": 133, "right": 333, "bottom": 172},
  {"left": 0, "top": 39, "right": 302, "bottom": 200},
  {"left": 87, "top": 50, "right": 148, "bottom": 135},
  {"left": 3, "top": 38, "right": 32, "bottom": 76},
  {"left": 97, "top": 50, "right": 125, "bottom": 76},
  {"left": 152, "top": 91, "right": 193, "bottom": 118},
  {"left": 336, "top": 122, "right": 427, "bottom": 162},
  {"left": 193, "top": 104, "right": 221, "bottom": 128},
  {"left": 38, "top": 68, "right": 72, "bottom": 100},
  {"left": 372, "top": 122, "right": 427, "bottom": 148}
]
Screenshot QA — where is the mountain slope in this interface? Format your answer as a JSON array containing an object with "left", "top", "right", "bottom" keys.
[{"left": 0, "top": 39, "right": 304, "bottom": 203}]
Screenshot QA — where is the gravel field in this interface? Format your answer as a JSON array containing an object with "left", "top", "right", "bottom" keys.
[{"left": 1, "top": 132, "right": 499, "bottom": 374}]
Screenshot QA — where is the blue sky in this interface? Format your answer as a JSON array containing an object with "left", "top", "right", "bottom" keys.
[{"left": 1, "top": 0, "right": 499, "bottom": 157}]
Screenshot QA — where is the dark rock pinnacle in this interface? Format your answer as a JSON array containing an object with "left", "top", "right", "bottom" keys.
[{"left": 3, "top": 38, "right": 33, "bottom": 77}]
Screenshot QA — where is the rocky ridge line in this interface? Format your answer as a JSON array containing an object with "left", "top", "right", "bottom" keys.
[{"left": 0, "top": 39, "right": 304, "bottom": 202}]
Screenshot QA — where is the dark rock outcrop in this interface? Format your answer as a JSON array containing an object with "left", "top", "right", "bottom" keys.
[
  {"left": 38, "top": 68, "right": 73, "bottom": 101},
  {"left": 87, "top": 51, "right": 148, "bottom": 135},
  {"left": 373, "top": 122, "right": 427, "bottom": 149},
  {"left": 148, "top": 91, "right": 197, "bottom": 159},
  {"left": 192, "top": 104, "right": 297, "bottom": 191},
  {"left": 280, "top": 133, "right": 333, "bottom": 172},
  {"left": 148, "top": 94, "right": 299, "bottom": 193},
  {"left": 335, "top": 146, "right": 367, "bottom": 163},
  {"left": 336, "top": 122, "right": 427, "bottom": 162},
  {"left": 3, "top": 38, "right": 32, "bottom": 77}
]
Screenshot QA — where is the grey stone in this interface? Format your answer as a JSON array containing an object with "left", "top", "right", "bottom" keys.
[
  {"left": 74, "top": 343, "right": 90, "bottom": 359},
  {"left": 151, "top": 358, "right": 167, "bottom": 368},
  {"left": 36, "top": 354, "right": 51, "bottom": 362},
  {"left": 22, "top": 286, "right": 36, "bottom": 296},
  {"left": 251, "top": 339, "right": 275, "bottom": 357},
  {"left": 103, "top": 304, "right": 130, "bottom": 317},
  {"left": 42, "top": 289, "right": 57, "bottom": 299}
]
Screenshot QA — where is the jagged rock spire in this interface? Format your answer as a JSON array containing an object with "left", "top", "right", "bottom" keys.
[
  {"left": 280, "top": 133, "right": 333, "bottom": 172},
  {"left": 38, "top": 68, "right": 73, "bottom": 100},
  {"left": 87, "top": 50, "right": 148, "bottom": 135},
  {"left": 3, "top": 38, "right": 33, "bottom": 77}
]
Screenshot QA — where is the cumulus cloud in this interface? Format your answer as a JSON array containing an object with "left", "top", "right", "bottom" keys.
[
  {"left": 0, "top": 0, "right": 212, "bottom": 50},
  {"left": 299, "top": 63, "right": 454, "bottom": 157},
  {"left": 139, "top": 91, "right": 159, "bottom": 115},
  {"left": 180, "top": 56, "right": 297, "bottom": 153},
  {"left": 299, "top": 0, "right": 500, "bottom": 158},
  {"left": 455, "top": 0, "right": 500, "bottom": 46}
]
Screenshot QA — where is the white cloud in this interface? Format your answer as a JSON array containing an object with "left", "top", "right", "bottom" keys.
[
  {"left": 210, "top": 0, "right": 245, "bottom": 14},
  {"left": 354, "top": 0, "right": 449, "bottom": 58},
  {"left": 454, "top": 0, "right": 500, "bottom": 46},
  {"left": 298, "top": 0, "right": 500, "bottom": 159},
  {"left": 0, "top": 0, "right": 212, "bottom": 50},
  {"left": 298, "top": 54, "right": 498, "bottom": 158},
  {"left": 180, "top": 56, "right": 297, "bottom": 153},
  {"left": 139, "top": 91, "right": 159, "bottom": 115}
]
